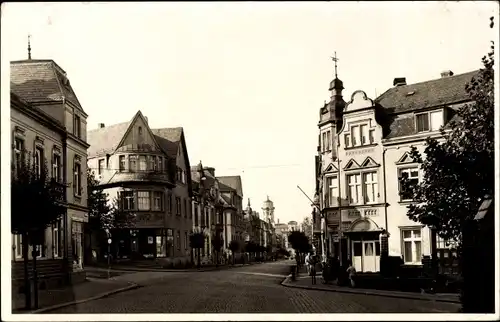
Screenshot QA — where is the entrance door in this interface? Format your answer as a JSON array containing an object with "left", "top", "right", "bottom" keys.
[{"left": 351, "top": 240, "right": 381, "bottom": 272}]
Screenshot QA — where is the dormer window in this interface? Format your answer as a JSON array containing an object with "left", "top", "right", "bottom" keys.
[{"left": 416, "top": 110, "right": 443, "bottom": 133}]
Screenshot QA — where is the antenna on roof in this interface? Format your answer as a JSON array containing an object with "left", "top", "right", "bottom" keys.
[{"left": 28, "top": 34, "right": 32, "bottom": 60}]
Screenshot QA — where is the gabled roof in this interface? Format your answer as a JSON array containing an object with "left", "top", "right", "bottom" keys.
[
  {"left": 375, "top": 70, "right": 479, "bottom": 114},
  {"left": 217, "top": 176, "right": 243, "bottom": 197},
  {"left": 10, "top": 59, "right": 85, "bottom": 114},
  {"left": 87, "top": 120, "right": 132, "bottom": 157},
  {"left": 151, "top": 128, "right": 183, "bottom": 159}
]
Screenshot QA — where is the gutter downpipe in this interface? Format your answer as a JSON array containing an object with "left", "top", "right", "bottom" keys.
[{"left": 382, "top": 147, "right": 389, "bottom": 236}]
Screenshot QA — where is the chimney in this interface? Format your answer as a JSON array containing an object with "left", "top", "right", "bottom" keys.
[
  {"left": 98, "top": 123, "right": 105, "bottom": 129},
  {"left": 393, "top": 77, "right": 407, "bottom": 87},
  {"left": 440, "top": 70, "right": 454, "bottom": 78}
]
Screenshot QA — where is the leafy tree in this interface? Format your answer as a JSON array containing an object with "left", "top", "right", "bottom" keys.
[
  {"left": 11, "top": 150, "right": 66, "bottom": 309},
  {"left": 87, "top": 169, "right": 110, "bottom": 231},
  {"left": 401, "top": 19, "right": 494, "bottom": 247},
  {"left": 228, "top": 240, "right": 241, "bottom": 265},
  {"left": 189, "top": 231, "right": 205, "bottom": 268},
  {"left": 288, "top": 231, "right": 309, "bottom": 266},
  {"left": 211, "top": 231, "right": 224, "bottom": 267}
]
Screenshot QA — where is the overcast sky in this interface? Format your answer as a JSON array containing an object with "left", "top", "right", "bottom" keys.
[{"left": 2, "top": 2, "right": 497, "bottom": 225}]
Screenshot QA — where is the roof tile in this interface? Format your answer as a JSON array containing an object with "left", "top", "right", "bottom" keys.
[
  {"left": 217, "top": 176, "right": 243, "bottom": 197},
  {"left": 87, "top": 121, "right": 132, "bottom": 157}
]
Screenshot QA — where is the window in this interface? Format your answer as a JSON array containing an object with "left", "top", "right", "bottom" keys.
[
  {"left": 347, "top": 174, "right": 362, "bottom": 204},
  {"left": 53, "top": 153, "right": 61, "bottom": 182},
  {"left": 35, "top": 146, "right": 44, "bottom": 177},
  {"left": 326, "top": 130, "right": 331, "bottom": 151},
  {"left": 344, "top": 134, "right": 351, "bottom": 148},
  {"left": 98, "top": 159, "right": 105, "bottom": 175},
  {"left": 360, "top": 124, "right": 368, "bottom": 145},
  {"left": 184, "top": 199, "right": 188, "bottom": 218},
  {"left": 14, "top": 234, "right": 23, "bottom": 259},
  {"left": 176, "top": 197, "right": 181, "bottom": 215},
  {"left": 129, "top": 155, "right": 137, "bottom": 172},
  {"left": 363, "top": 172, "right": 378, "bottom": 203},
  {"left": 123, "top": 191, "right": 136, "bottom": 210},
  {"left": 72, "top": 222, "right": 83, "bottom": 268},
  {"left": 352, "top": 125, "right": 360, "bottom": 146},
  {"left": 322, "top": 132, "right": 327, "bottom": 152},
  {"left": 416, "top": 110, "right": 443, "bottom": 133},
  {"left": 148, "top": 156, "right": 155, "bottom": 171},
  {"left": 74, "top": 115, "right": 81, "bottom": 138},
  {"left": 153, "top": 191, "right": 163, "bottom": 211},
  {"left": 176, "top": 230, "right": 181, "bottom": 251},
  {"left": 402, "top": 228, "right": 422, "bottom": 264},
  {"left": 326, "top": 176, "right": 338, "bottom": 207},
  {"left": 436, "top": 236, "right": 458, "bottom": 250},
  {"left": 119, "top": 156, "right": 126, "bottom": 172},
  {"left": 53, "top": 220, "right": 62, "bottom": 258},
  {"left": 157, "top": 156, "right": 163, "bottom": 172},
  {"left": 369, "top": 129, "right": 375, "bottom": 144},
  {"left": 399, "top": 167, "right": 419, "bottom": 201},
  {"left": 74, "top": 162, "right": 82, "bottom": 196},
  {"left": 139, "top": 156, "right": 147, "bottom": 171},
  {"left": 14, "top": 138, "right": 24, "bottom": 172},
  {"left": 138, "top": 191, "right": 150, "bottom": 210},
  {"left": 153, "top": 156, "right": 158, "bottom": 172},
  {"left": 138, "top": 126, "right": 143, "bottom": 137},
  {"left": 185, "top": 232, "right": 188, "bottom": 250},
  {"left": 167, "top": 193, "right": 173, "bottom": 213}
]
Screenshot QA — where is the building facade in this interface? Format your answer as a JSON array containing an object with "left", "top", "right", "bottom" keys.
[
  {"left": 10, "top": 58, "right": 90, "bottom": 291},
  {"left": 87, "top": 111, "right": 193, "bottom": 264},
  {"left": 315, "top": 68, "right": 477, "bottom": 273}
]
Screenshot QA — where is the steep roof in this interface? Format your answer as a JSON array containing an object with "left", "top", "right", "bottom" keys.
[
  {"left": 151, "top": 127, "right": 183, "bottom": 159},
  {"left": 375, "top": 70, "right": 479, "bottom": 114},
  {"left": 217, "top": 176, "right": 243, "bottom": 197},
  {"left": 10, "top": 59, "right": 85, "bottom": 113},
  {"left": 87, "top": 120, "right": 132, "bottom": 157}
]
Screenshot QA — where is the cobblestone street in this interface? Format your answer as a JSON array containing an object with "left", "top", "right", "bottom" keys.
[{"left": 48, "top": 261, "right": 460, "bottom": 313}]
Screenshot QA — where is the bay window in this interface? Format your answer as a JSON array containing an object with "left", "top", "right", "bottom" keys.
[
  {"left": 401, "top": 228, "right": 422, "bottom": 264},
  {"left": 129, "top": 155, "right": 137, "bottom": 172},
  {"left": 139, "top": 156, "right": 147, "bottom": 171}
]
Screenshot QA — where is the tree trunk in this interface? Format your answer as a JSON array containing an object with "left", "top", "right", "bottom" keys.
[
  {"left": 32, "top": 247, "right": 39, "bottom": 309},
  {"left": 22, "top": 232, "right": 31, "bottom": 310}
]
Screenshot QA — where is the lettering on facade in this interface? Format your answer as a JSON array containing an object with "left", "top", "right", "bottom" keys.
[
  {"left": 347, "top": 210, "right": 361, "bottom": 218},
  {"left": 346, "top": 148, "right": 375, "bottom": 156},
  {"left": 364, "top": 209, "right": 378, "bottom": 216},
  {"left": 326, "top": 211, "right": 339, "bottom": 223}
]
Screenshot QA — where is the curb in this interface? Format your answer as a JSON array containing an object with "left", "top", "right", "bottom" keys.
[
  {"left": 29, "top": 283, "right": 142, "bottom": 313},
  {"left": 280, "top": 275, "right": 460, "bottom": 304},
  {"left": 90, "top": 262, "right": 265, "bottom": 273}
]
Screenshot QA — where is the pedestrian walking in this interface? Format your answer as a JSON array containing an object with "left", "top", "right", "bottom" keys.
[
  {"left": 346, "top": 261, "right": 356, "bottom": 288},
  {"left": 308, "top": 254, "right": 317, "bottom": 285}
]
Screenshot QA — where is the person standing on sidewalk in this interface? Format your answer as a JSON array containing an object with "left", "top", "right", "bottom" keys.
[
  {"left": 309, "top": 254, "right": 318, "bottom": 285},
  {"left": 346, "top": 260, "right": 356, "bottom": 288}
]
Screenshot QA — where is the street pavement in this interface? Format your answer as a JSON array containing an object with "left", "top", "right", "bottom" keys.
[{"left": 47, "top": 260, "right": 460, "bottom": 313}]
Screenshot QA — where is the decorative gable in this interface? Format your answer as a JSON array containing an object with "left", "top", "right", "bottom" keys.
[
  {"left": 115, "top": 111, "right": 162, "bottom": 153},
  {"left": 323, "top": 163, "right": 338, "bottom": 173},
  {"left": 395, "top": 151, "right": 417, "bottom": 165},
  {"left": 344, "top": 90, "right": 375, "bottom": 113},
  {"left": 343, "top": 158, "right": 361, "bottom": 171},
  {"left": 360, "top": 156, "right": 380, "bottom": 168}
]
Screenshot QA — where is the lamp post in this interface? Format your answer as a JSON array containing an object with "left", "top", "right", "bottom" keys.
[{"left": 105, "top": 228, "right": 112, "bottom": 279}]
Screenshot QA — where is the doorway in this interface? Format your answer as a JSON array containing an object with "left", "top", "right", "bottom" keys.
[{"left": 352, "top": 239, "right": 380, "bottom": 272}]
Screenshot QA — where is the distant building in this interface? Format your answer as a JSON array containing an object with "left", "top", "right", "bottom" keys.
[{"left": 287, "top": 221, "right": 298, "bottom": 232}]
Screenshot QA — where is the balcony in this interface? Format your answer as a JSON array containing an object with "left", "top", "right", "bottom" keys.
[{"left": 101, "top": 169, "right": 175, "bottom": 188}]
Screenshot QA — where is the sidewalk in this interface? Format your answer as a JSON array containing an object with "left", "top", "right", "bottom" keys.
[
  {"left": 12, "top": 277, "right": 140, "bottom": 314},
  {"left": 281, "top": 266, "right": 460, "bottom": 304}
]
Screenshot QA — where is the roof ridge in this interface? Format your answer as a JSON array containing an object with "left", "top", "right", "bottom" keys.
[{"left": 392, "top": 69, "right": 479, "bottom": 89}]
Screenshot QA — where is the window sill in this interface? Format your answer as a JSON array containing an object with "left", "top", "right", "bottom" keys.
[{"left": 344, "top": 143, "right": 378, "bottom": 150}]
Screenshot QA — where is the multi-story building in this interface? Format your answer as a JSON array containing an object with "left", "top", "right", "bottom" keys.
[
  {"left": 87, "top": 111, "right": 193, "bottom": 265},
  {"left": 287, "top": 221, "right": 299, "bottom": 232},
  {"left": 217, "top": 175, "right": 246, "bottom": 247},
  {"left": 275, "top": 220, "right": 289, "bottom": 249},
  {"left": 315, "top": 67, "right": 477, "bottom": 273},
  {"left": 190, "top": 164, "right": 237, "bottom": 264},
  {"left": 10, "top": 57, "right": 90, "bottom": 291}
]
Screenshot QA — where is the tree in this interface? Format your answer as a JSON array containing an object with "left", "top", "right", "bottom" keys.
[
  {"left": 189, "top": 230, "right": 205, "bottom": 268},
  {"left": 401, "top": 18, "right": 494, "bottom": 247},
  {"left": 11, "top": 150, "right": 66, "bottom": 309},
  {"left": 228, "top": 240, "right": 240, "bottom": 265},
  {"left": 288, "top": 231, "right": 309, "bottom": 266},
  {"left": 211, "top": 231, "right": 224, "bottom": 267}
]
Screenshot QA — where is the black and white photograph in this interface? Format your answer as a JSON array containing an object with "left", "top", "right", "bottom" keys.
[{"left": 1, "top": 1, "right": 498, "bottom": 320}]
